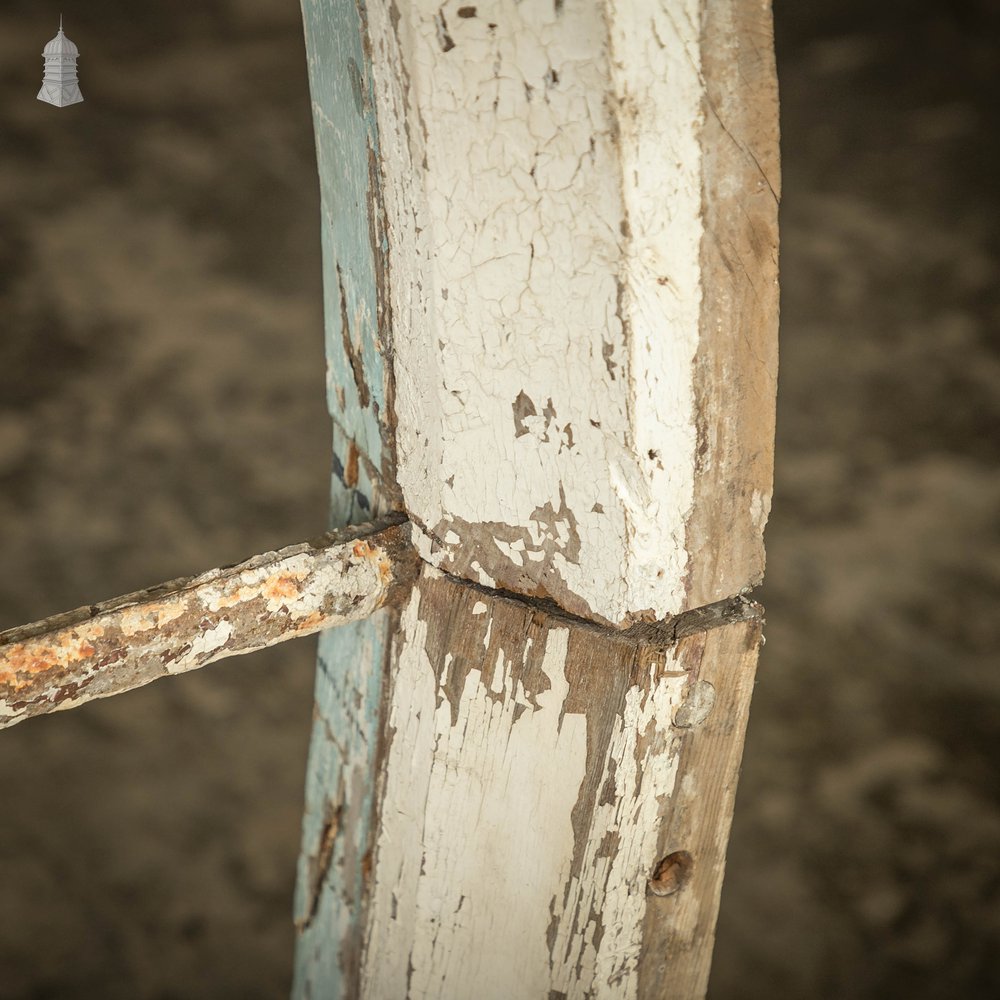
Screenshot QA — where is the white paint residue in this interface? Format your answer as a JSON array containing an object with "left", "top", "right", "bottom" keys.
[
  {"left": 549, "top": 655, "right": 688, "bottom": 997},
  {"left": 374, "top": 0, "right": 705, "bottom": 624},
  {"left": 411, "top": 627, "right": 585, "bottom": 1000},
  {"left": 362, "top": 616, "right": 587, "bottom": 1000},
  {"left": 607, "top": 0, "right": 704, "bottom": 616},
  {"left": 177, "top": 620, "right": 233, "bottom": 672},
  {"left": 362, "top": 596, "right": 691, "bottom": 998},
  {"left": 360, "top": 588, "right": 439, "bottom": 999},
  {"left": 469, "top": 560, "right": 496, "bottom": 588},
  {"left": 290, "top": 556, "right": 383, "bottom": 620},
  {"left": 495, "top": 538, "right": 525, "bottom": 567},
  {"left": 471, "top": 601, "right": 488, "bottom": 616},
  {"left": 750, "top": 489, "right": 773, "bottom": 533}
]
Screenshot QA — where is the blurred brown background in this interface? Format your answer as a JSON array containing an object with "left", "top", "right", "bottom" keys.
[{"left": 1, "top": 1, "right": 998, "bottom": 997}]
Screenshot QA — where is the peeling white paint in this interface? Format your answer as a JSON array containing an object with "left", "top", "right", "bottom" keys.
[
  {"left": 2, "top": 525, "right": 412, "bottom": 729},
  {"left": 118, "top": 602, "right": 185, "bottom": 637},
  {"left": 295, "top": 0, "right": 777, "bottom": 992},
  {"left": 750, "top": 488, "right": 773, "bottom": 534},
  {"left": 369, "top": 0, "right": 704, "bottom": 625},
  {"left": 469, "top": 560, "right": 496, "bottom": 588},
  {"left": 607, "top": 0, "right": 704, "bottom": 618},
  {"left": 182, "top": 620, "right": 233, "bottom": 667},
  {"left": 495, "top": 538, "right": 525, "bottom": 567},
  {"left": 359, "top": 591, "right": 438, "bottom": 998},
  {"left": 360, "top": 575, "right": 691, "bottom": 998},
  {"left": 549, "top": 659, "right": 688, "bottom": 996},
  {"left": 363, "top": 589, "right": 587, "bottom": 999}
]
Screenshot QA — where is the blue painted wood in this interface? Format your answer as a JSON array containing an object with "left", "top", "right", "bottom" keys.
[
  {"left": 301, "top": 0, "right": 391, "bottom": 479},
  {"left": 292, "top": 1, "right": 397, "bottom": 995},
  {"left": 293, "top": 606, "right": 393, "bottom": 996}
]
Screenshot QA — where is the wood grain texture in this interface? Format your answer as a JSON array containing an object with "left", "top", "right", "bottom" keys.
[
  {"left": 355, "top": 566, "right": 761, "bottom": 999},
  {"left": 637, "top": 618, "right": 762, "bottom": 998},
  {"left": 685, "top": 0, "right": 781, "bottom": 609},
  {"left": 0, "top": 519, "right": 416, "bottom": 730}
]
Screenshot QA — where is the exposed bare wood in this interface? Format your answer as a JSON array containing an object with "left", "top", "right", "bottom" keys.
[
  {"left": 637, "top": 617, "right": 763, "bottom": 997},
  {"left": 0, "top": 518, "right": 417, "bottom": 730},
  {"left": 356, "top": 565, "right": 762, "bottom": 998},
  {"left": 686, "top": 0, "right": 781, "bottom": 610}
]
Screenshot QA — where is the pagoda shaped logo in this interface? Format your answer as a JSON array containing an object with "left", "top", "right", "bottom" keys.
[{"left": 38, "top": 17, "right": 83, "bottom": 108}]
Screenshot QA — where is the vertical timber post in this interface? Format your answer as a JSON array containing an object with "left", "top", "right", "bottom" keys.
[
  {"left": 292, "top": 0, "right": 404, "bottom": 989},
  {"left": 294, "top": 0, "right": 779, "bottom": 997}
]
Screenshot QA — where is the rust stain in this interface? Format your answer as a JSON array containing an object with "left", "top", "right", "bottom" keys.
[
  {"left": 207, "top": 587, "right": 245, "bottom": 610},
  {"left": 345, "top": 439, "right": 360, "bottom": 488},
  {"left": 1, "top": 518, "right": 413, "bottom": 728},
  {"left": 263, "top": 573, "right": 307, "bottom": 604},
  {"left": 120, "top": 601, "right": 185, "bottom": 636},
  {"left": 351, "top": 537, "right": 394, "bottom": 590},
  {"left": 0, "top": 629, "right": 103, "bottom": 691},
  {"left": 296, "top": 611, "right": 327, "bottom": 633},
  {"left": 376, "top": 554, "right": 392, "bottom": 588}
]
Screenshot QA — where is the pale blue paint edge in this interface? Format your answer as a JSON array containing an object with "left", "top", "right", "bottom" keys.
[
  {"left": 292, "top": 1, "right": 394, "bottom": 996},
  {"left": 304, "top": 0, "right": 387, "bottom": 470}
]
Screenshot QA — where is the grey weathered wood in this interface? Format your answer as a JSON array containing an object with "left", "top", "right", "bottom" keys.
[{"left": 0, "top": 519, "right": 416, "bottom": 729}]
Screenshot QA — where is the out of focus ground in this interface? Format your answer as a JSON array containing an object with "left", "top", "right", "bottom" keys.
[
  {"left": 1, "top": 1, "right": 998, "bottom": 997},
  {"left": 0, "top": 3, "right": 327, "bottom": 997},
  {"left": 715, "top": 4, "right": 1000, "bottom": 998}
]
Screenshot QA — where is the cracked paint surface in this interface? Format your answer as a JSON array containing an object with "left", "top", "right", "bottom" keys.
[{"left": 369, "top": 0, "right": 706, "bottom": 626}]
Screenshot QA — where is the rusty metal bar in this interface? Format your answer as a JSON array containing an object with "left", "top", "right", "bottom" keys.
[{"left": 0, "top": 517, "right": 418, "bottom": 730}]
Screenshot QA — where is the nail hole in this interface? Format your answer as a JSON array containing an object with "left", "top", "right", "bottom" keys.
[{"left": 647, "top": 851, "right": 693, "bottom": 897}]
